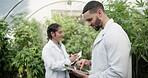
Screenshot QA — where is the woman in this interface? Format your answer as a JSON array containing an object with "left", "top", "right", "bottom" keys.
[{"left": 42, "top": 23, "right": 78, "bottom": 78}]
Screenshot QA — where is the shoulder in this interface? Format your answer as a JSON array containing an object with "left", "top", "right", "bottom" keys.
[
  {"left": 104, "top": 23, "right": 128, "bottom": 44},
  {"left": 43, "top": 43, "right": 50, "bottom": 50},
  {"left": 42, "top": 41, "right": 53, "bottom": 52},
  {"left": 106, "top": 22, "right": 126, "bottom": 37},
  {"left": 43, "top": 40, "right": 52, "bottom": 47}
]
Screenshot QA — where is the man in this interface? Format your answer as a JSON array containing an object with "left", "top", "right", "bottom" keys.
[{"left": 72, "top": 1, "right": 132, "bottom": 78}]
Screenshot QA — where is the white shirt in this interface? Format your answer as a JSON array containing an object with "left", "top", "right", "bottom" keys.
[
  {"left": 42, "top": 40, "right": 71, "bottom": 78},
  {"left": 89, "top": 19, "right": 132, "bottom": 78}
]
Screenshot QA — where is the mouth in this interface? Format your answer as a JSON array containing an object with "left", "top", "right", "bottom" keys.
[
  {"left": 91, "top": 25, "right": 100, "bottom": 31},
  {"left": 91, "top": 25, "right": 96, "bottom": 29},
  {"left": 60, "top": 36, "right": 63, "bottom": 39}
]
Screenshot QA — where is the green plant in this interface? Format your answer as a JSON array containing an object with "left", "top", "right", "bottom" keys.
[
  {"left": 0, "top": 19, "right": 18, "bottom": 78},
  {"left": 130, "top": 1, "right": 148, "bottom": 78},
  {"left": 10, "top": 13, "right": 44, "bottom": 78},
  {"left": 0, "top": 20, "right": 9, "bottom": 70}
]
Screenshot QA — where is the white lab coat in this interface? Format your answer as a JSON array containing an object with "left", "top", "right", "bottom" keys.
[
  {"left": 89, "top": 19, "right": 132, "bottom": 78},
  {"left": 42, "top": 40, "right": 71, "bottom": 78}
]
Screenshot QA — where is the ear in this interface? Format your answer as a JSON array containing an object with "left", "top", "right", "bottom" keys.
[
  {"left": 97, "top": 9, "right": 102, "bottom": 17},
  {"left": 51, "top": 32, "right": 55, "bottom": 37}
]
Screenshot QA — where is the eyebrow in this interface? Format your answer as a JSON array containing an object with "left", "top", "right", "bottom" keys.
[
  {"left": 86, "top": 18, "right": 92, "bottom": 21},
  {"left": 58, "top": 31, "right": 63, "bottom": 33}
]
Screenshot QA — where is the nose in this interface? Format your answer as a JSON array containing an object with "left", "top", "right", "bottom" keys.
[
  {"left": 88, "top": 22, "right": 92, "bottom": 26},
  {"left": 61, "top": 33, "right": 64, "bottom": 36}
]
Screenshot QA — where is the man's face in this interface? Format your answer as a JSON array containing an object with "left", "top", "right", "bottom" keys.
[{"left": 83, "top": 11, "right": 102, "bottom": 31}]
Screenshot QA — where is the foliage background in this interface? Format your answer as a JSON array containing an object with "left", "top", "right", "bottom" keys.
[
  {"left": 0, "top": 0, "right": 147, "bottom": 78},
  {"left": 0, "top": 13, "right": 44, "bottom": 78}
]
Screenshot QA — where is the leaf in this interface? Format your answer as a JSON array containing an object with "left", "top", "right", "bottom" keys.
[
  {"left": 18, "top": 66, "right": 23, "bottom": 74},
  {"left": 141, "top": 55, "right": 148, "bottom": 62}
]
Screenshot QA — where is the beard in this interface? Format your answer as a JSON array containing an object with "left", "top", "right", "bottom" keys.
[{"left": 94, "top": 16, "right": 102, "bottom": 31}]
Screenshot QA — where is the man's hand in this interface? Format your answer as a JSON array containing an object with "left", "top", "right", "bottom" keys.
[
  {"left": 71, "top": 70, "right": 89, "bottom": 78},
  {"left": 77, "top": 59, "right": 91, "bottom": 70}
]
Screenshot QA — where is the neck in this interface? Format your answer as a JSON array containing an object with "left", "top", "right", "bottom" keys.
[
  {"left": 102, "top": 14, "right": 110, "bottom": 29},
  {"left": 52, "top": 39, "right": 60, "bottom": 47}
]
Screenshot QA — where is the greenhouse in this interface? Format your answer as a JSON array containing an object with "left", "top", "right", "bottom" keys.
[{"left": 0, "top": 0, "right": 147, "bottom": 78}]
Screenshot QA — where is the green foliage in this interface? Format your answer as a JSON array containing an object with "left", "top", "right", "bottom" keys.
[
  {"left": 1, "top": 13, "right": 45, "bottom": 78},
  {"left": 9, "top": 13, "right": 44, "bottom": 78},
  {"left": 136, "top": 0, "right": 145, "bottom": 7},
  {"left": 0, "top": 20, "right": 9, "bottom": 62},
  {"left": 0, "top": 19, "right": 15, "bottom": 77},
  {"left": 0, "top": 20, "right": 9, "bottom": 59},
  {"left": 12, "top": 47, "right": 44, "bottom": 78},
  {"left": 129, "top": 3, "right": 148, "bottom": 78}
]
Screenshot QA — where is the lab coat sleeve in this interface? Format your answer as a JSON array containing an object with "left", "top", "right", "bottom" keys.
[
  {"left": 42, "top": 46, "right": 71, "bottom": 71},
  {"left": 89, "top": 30, "right": 131, "bottom": 78}
]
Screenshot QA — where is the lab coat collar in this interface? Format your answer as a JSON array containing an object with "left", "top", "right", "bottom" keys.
[
  {"left": 48, "top": 39, "right": 57, "bottom": 47},
  {"left": 48, "top": 39, "right": 62, "bottom": 47},
  {"left": 94, "top": 19, "right": 114, "bottom": 46},
  {"left": 102, "top": 18, "right": 114, "bottom": 35},
  {"left": 48, "top": 39, "right": 63, "bottom": 53}
]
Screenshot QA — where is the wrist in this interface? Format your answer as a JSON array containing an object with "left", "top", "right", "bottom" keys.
[
  {"left": 88, "top": 60, "right": 91, "bottom": 66},
  {"left": 69, "top": 57, "right": 73, "bottom": 62},
  {"left": 65, "top": 59, "right": 71, "bottom": 65},
  {"left": 83, "top": 74, "right": 89, "bottom": 78}
]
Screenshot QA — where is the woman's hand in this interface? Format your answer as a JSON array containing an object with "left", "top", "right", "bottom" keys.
[{"left": 69, "top": 54, "right": 79, "bottom": 62}]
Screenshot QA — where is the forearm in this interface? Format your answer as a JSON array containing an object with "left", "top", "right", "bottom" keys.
[
  {"left": 85, "top": 60, "right": 91, "bottom": 66},
  {"left": 88, "top": 60, "right": 91, "bottom": 66},
  {"left": 45, "top": 59, "right": 71, "bottom": 71}
]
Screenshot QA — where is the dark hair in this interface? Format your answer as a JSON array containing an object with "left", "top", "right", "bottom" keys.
[
  {"left": 47, "top": 23, "right": 61, "bottom": 41},
  {"left": 82, "top": 1, "right": 104, "bottom": 14}
]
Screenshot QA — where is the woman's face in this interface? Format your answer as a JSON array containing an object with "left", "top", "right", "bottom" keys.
[{"left": 52, "top": 27, "right": 63, "bottom": 41}]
